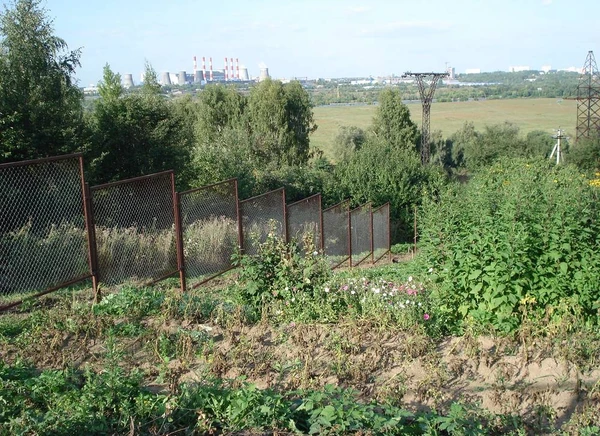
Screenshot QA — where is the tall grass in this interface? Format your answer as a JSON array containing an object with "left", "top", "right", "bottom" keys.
[
  {"left": 0, "top": 222, "right": 88, "bottom": 298},
  {"left": 183, "top": 216, "right": 238, "bottom": 278}
]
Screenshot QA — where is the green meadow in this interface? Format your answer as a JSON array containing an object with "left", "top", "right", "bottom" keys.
[{"left": 311, "top": 98, "right": 577, "bottom": 160}]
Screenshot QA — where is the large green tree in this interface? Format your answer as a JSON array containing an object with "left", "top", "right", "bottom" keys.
[
  {"left": 85, "top": 63, "right": 193, "bottom": 187},
  {"left": 248, "top": 79, "right": 317, "bottom": 166},
  {"left": 371, "top": 88, "right": 418, "bottom": 150},
  {"left": 0, "top": 0, "right": 83, "bottom": 163}
]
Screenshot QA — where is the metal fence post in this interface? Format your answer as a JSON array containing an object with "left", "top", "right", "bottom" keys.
[
  {"left": 83, "top": 182, "right": 100, "bottom": 302},
  {"left": 348, "top": 202, "right": 353, "bottom": 268},
  {"left": 235, "top": 179, "right": 244, "bottom": 255},
  {"left": 318, "top": 194, "right": 324, "bottom": 252},
  {"left": 388, "top": 203, "right": 392, "bottom": 262},
  {"left": 282, "top": 189, "right": 288, "bottom": 244},
  {"left": 370, "top": 203, "right": 374, "bottom": 264},
  {"left": 172, "top": 174, "right": 186, "bottom": 293}
]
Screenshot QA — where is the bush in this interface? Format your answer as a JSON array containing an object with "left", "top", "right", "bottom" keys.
[
  {"left": 232, "top": 229, "right": 331, "bottom": 311},
  {"left": 420, "top": 158, "right": 600, "bottom": 333}
]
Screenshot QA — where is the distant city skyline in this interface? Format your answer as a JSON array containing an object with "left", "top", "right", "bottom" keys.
[{"left": 36, "top": 0, "right": 600, "bottom": 86}]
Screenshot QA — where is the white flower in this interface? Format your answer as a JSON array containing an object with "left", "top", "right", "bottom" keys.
[
  {"left": 428, "top": 267, "right": 434, "bottom": 273},
  {"left": 418, "top": 302, "right": 422, "bottom": 307},
  {"left": 362, "top": 277, "right": 367, "bottom": 281},
  {"left": 373, "top": 288, "right": 380, "bottom": 294},
  {"left": 383, "top": 293, "right": 387, "bottom": 297},
  {"left": 399, "top": 303, "right": 405, "bottom": 309},
  {"left": 406, "top": 300, "right": 410, "bottom": 305},
  {"left": 324, "top": 287, "right": 330, "bottom": 293},
  {"left": 291, "top": 298, "right": 295, "bottom": 302},
  {"left": 351, "top": 290, "right": 356, "bottom": 295},
  {"left": 313, "top": 251, "right": 319, "bottom": 256},
  {"left": 408, "top": 276, "right": 413, "bottom": 282}
]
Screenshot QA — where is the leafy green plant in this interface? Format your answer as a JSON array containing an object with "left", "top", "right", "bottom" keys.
[
  {"left": 232, "top": 229, "right": 331, "bottom": 311},
  {"left": 420, "top": 157, "right": 600, "bottom": 333}
]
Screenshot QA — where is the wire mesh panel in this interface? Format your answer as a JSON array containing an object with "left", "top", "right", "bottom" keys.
[
  {"left": 372, "top": 203, "right": 390, "bottom": 264},
  {"left": 322, "top": 201, "right": 350, "bottom": 268},
  {"left": 239, "top": 188, "right": 285, "bottom": 256},
  {"left": 91, "top": 171, "right": 177, "bottom": 286},
  {"left": 179, "top": 179, "right": 239, "bottom": 285},
  {"left": 286, "top": 194, "right": 322, "bottom": 255},
  {"left": 0, "top": 154, "right": 90, "bottom": 307},
  {"left": 351, "top": 203, "right": 372, "bottom": 266}
]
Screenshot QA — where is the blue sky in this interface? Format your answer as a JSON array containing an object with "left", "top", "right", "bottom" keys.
[{"left": 31, "top": 0, "right": 600, "bottom": 86}]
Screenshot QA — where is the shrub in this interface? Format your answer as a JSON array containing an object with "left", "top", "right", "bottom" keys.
[
  {"left": 420, "top": 158, "right": 600, "bottom": 333},
  {"left": 232, "top": 229, "right": 331, "bottom": 310}
]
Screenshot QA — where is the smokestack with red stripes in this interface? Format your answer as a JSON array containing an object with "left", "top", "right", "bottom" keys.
[
  {"left": 224, "top": 57, "right": 228, "bottom": 81},
  {"left": 193, "top": 56, "right": 197, "bottom": 74},
  {"left": 230, "top": 58, "right": 234, "bottom": 80},
  {"left": 209, "top": 57, "right": 213, "bottom": 81},
  {"left": 236, "top": 58, "right": 240, "bottom": 80},
  {"left": 202, "top": 57, "right": 206, "bottom": 81}
]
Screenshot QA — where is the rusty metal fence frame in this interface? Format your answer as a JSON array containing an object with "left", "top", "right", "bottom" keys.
[
  {"left": 239, "top": 188, "right": 286, "bottom": 256},
  {"left": 286, "top": 193, "right": 323, "bottom": 255},
  {"left": 372, "top": 202, "right": 391, "bottom": 264},
  {"left": 322, "top": 200, "right": 351, "bottom": 269},
  {"left": 350, "top": 202, "right": 373, "bottom": 267},
  {"left": 178, "top": 179, "right": 241, "bottom": 289},
  {"left": 1, "top": 152, "right": 394, "bottom": 312},
  {"left": 0, "top": 154, "right": 93, "bottom": 310},
  {"left": 90, "top": 170, "right": 183, "bottom": 291}
]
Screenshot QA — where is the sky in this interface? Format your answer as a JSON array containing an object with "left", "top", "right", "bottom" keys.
[{"left": 20, "top": 0, "right": 600, "bottom": 86}]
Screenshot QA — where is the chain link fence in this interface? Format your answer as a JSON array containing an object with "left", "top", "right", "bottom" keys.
[
  {"left": 322, "top": 200, "right": 350, "bottom": 268},
  {"left": 90, "top": 171, "right": 178, "bottom": 286},
  {"left": 1, "top": 150, "right": 394, "bottom": 310},
  {"left": 179, "top": 179, "right": 240, "bottom": 287},
  {"left": 372, "top": 203, "right": 391, "bottom": 264},
  {"left": 286, "top": 194, "right": 322, "bottom": 255},
  {"left": 350, "top": 203, "right": 372, "bottom": 267},
  {"left": 0, "top": 154, "right": 91, "bottom": 308},
  {"left": 239, "top": 188, "right": 286, "bottom": 256}
]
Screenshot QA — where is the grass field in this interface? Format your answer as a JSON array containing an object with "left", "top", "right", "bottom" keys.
[{"left": 311, "top": 98, "right": 577, "bottom": 160}]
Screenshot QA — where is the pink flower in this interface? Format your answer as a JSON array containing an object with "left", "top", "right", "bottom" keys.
[
  {"left": 342, "top": 285, "right": 349, "bottom": 291},
  {"left": 423, "top": 313, "right": 430, "bottom": 321}
]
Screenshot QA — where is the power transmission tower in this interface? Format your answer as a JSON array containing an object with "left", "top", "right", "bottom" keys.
[
  {"left": 402, "top": 71, "right": 448, "bottom": 164},
  {"left": 576, "top": 51, "right": 600, "bottom": 142}
]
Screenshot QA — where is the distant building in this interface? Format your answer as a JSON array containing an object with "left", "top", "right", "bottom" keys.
[
  {"left": 541, "top": 65, "right": 552, "bottom": 73},
  {"left": 447, "top": 66, "right": 456, "bottom": 80},
  {"left": 508, "top": 66, "right": 530, "bottom": 72}
]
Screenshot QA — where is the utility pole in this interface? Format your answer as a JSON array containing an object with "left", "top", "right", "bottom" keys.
[
  {"left": 550, "top": 128, "right": 567, "bottom": 165},
  {"left": 576, "top": 51, "right": 600, "bottom": 142},
  {"left": 402, "top": 71, "right": 449, "bottom": 164}
]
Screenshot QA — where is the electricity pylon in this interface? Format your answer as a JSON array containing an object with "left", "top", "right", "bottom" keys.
[
  {"left": 576, "top": 51, "right": 600, "bottom": 142},
  {"left": 402, "top": 71, "right": 448, "bottom": 165}
]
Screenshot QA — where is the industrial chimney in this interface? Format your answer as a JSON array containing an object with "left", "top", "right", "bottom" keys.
[{"left": 123, "top": 73, "right": 134, "bottom": 88}]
